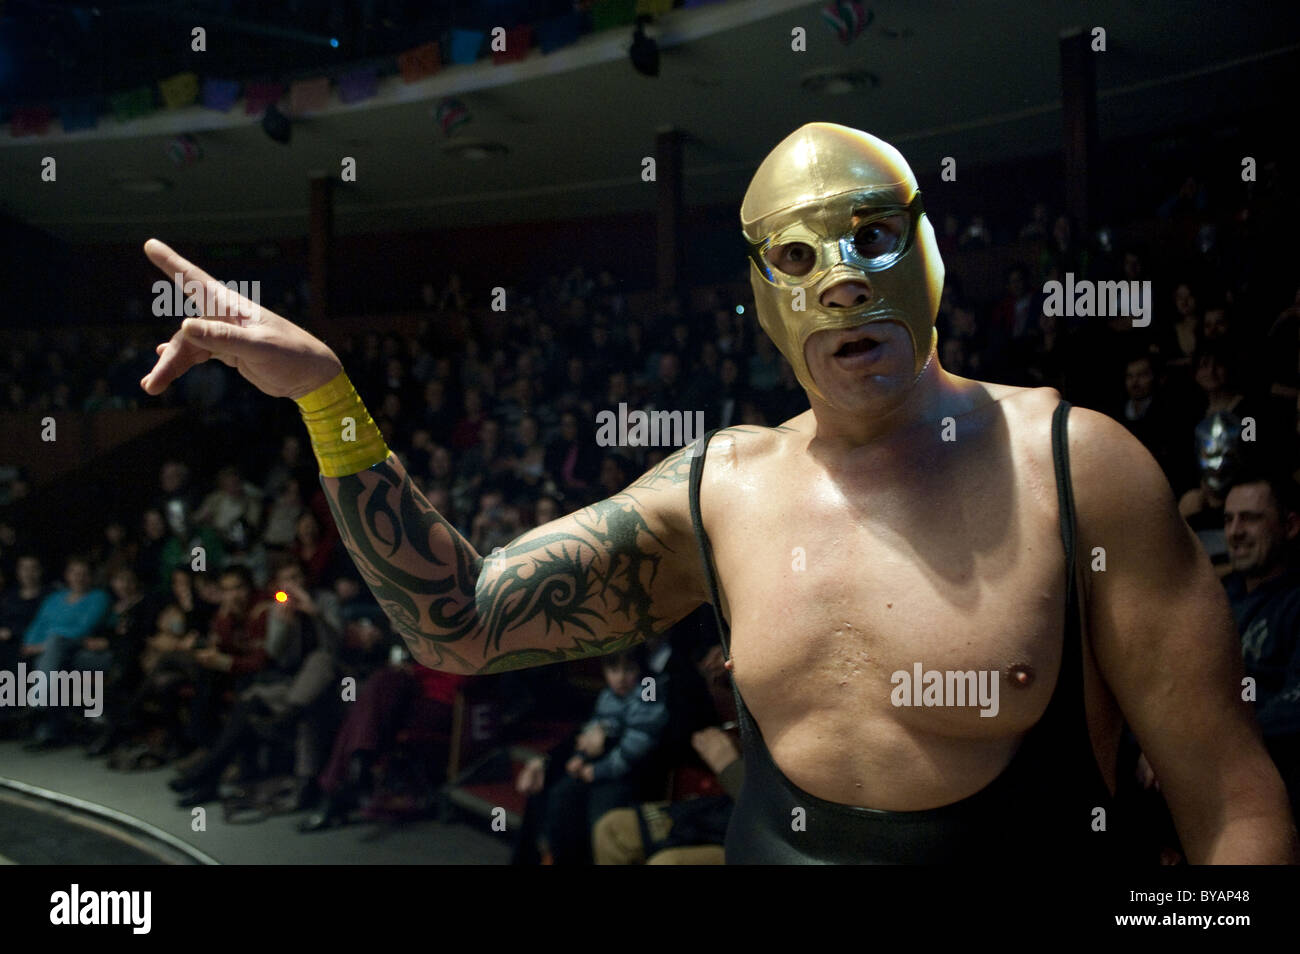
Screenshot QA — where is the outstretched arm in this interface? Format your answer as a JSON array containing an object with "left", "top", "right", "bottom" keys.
[
  {"left": 139, "top": 239, "right": 706, "bottom": 675},
  {"left": 321, "top": 448, "right": 704, "bottom": 674}
]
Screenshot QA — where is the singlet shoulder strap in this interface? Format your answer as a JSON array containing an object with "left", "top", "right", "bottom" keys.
[
  {"left": 1049, "top": 399, "right": 1089, "bottom": 719},
  {"left": 1051, "top": 401, "right": 1078, "bottom": 599},
  {"left": 687, "top": 428, "right": 731, "bottom": 657}
]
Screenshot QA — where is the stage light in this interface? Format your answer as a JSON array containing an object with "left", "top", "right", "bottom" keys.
[{"left": 275, "top": 590, "right": 289, "bottom": 603}]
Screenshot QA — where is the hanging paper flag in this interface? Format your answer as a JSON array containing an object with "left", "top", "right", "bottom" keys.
[
  {"left": 158, "top": 72, "right": 200, "bottom": 109},
  {"left": 398, "top": 41, "right": 442, "bottom": 82},
  {"left": 449, "top": 28, "right": 485, "bottom": 64},
  {"left": 10, "top": 106, "right": 52, "bottom": 137},
  {"left": 635, "top": 0, "right": 673, "bottom": 15},
  {"left": 165, "top": 133, "right": 204, "bottom": 166},
  {"left": 591, "top": 0, "right": 636, "bottom": 30},
  {"left": 536, "top": 11, "right": 584, "bottom": 53},
  {"left": 244, "top": 82, "right": 285, "bottom": 115},
  {"left": 434, "top": 97, "right": 470, "bottom": 137},
  {"left": 337, "top": 68, "right": 378, "bottom": 104},
  {"left": 109, "top": 86, "right": 155, "bottom": 122},
  {"left": 60, "top": 99, "right": 98, "bottom": 132},
  {"left": 492, "top": 25, "right": 533, "bottom": 64},
  {"left": 201, "top": 78, "right": 240, "bottom": 112},
  {"left": 289, "top": 76, "right": 331, "bottom": 114},
  {"left": 822, "top": 0, "right": 870, "bottom": 44}
]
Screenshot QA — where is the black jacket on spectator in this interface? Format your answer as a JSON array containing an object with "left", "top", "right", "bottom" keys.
[{"left": 1225, "top": 569, "right": 1300, "bottom": 738}]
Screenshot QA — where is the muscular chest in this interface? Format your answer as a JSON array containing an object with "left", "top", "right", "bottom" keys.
[{"left": 708, "top": 433, "right": 1068, "bottom": 741}]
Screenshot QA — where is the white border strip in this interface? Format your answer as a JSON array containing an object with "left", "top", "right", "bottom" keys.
[{"left": 0, "top": 776, "right": 220, "bottom": 866}]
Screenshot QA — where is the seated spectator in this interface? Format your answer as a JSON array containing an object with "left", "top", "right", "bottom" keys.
[
  {"left": 545, "top": 411, "right": 599, "bottom": 499},
  {"left": 91, "top": 520, "right": 136, "bottom": 588},
  {"left": 262, "top": 475, "right": 305, "bottom": 551},
  {"left": 87, "top": 602, "right": 194, "bottom": 763},
  {"left": 194, "top": 465, "right": 263, "bottom": 545},
  {"left": 292, "top": 510, "right": 347, "bottom": 591},
  {"left": 168, "top": 567, "right": 215, "bottom": 640},
  {"left": 101, "top": 566, "right": 164, "bottom": 691},
  {"left": 1163, "top": 282, "right": 1202, "bottom": 370},
  {"left": 136, "top": 508, "right": 178, "bottom": 594},
  {"left": 1115, "top": 352, "right": 1182, "bottom": 485},
  {"left": 260, "top": 435, "right": 306, "bottom": 502},
  {"left": 454, "top": 419, "right": 512, "bottom": 508},
  {"left": 160, "top": 565, "right": 271, "bottom": 754},
  {"left": 421, "top": 379, "right": 454, "bottom": 448},
  {"left": 747, "top": 333, "right": 782, "bottom": 394},
  {"left": 168, "top": 560, "right": 341, "bottom": 807},
  {"left": 0, "top": 554, "right": 46, "bottom": 685},
  {"left": 514, "top": 648, "right": 669, "bottom": 865},
  {"left": 1038, "top": 214, "right": 1089, "bottom": 281},
  {"left": 470, "top": 489, "right": 522, "bottom": 557},
  {"left": 298, "top": 646, "right": 466, "bottom": 832},
  {"left": 1018, "top": 201, "right": 1051, "bottom": 243},
  {"left": 990, "top": 265, "right": 1037, "bottom": 342},
  {"left": 592, "top": 726, "right": 742, "bottom": 865},
  {"left": 449, "top": 387, "right": 488, "bottom": 452},
  {"left": 21, "top": 556, "right": 111, "bottom": 750},
  {"left": 710, "top": 357, "right": 747, "bottom": 430},
  {"left": 1222, "top": 474, "right": 1300, "bottom": 823},
  {"left": 509, "top": 415, "right": 549, "bottom": 500}
]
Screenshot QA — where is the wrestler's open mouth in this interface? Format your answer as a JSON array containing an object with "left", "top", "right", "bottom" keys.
[{"left": 835, "top": 337, "right": 882, "bottom": 357}]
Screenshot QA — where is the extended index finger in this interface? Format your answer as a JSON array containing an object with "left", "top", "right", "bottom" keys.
[
  {"left": 143, "top": 238, "right": 249, "bottom": 321},
  {"left": 143, "top": 238, "right": 219, "bottom": 291}
]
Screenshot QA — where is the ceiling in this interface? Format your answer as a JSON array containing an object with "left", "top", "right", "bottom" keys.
[{"left": 0, "top": 0, "right": 1296, "bottom": 245}]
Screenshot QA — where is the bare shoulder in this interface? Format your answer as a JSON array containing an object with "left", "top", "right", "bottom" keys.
[
  {"left": 691, "top": 416, "right": 809, "bottom": 487},
  {"left": 988, "top": 384, "right": 1165, "bottom": 500},
  {"left": 1061, "top": 402, "right": 1176, "bottom": 517}
]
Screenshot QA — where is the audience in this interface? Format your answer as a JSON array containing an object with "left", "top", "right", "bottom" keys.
[{"left": 0, "top": 134, "right": 1297, "bottom": 858}]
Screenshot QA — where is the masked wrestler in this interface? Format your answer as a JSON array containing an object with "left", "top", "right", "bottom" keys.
[{"left": 139, "top": 122, "right": 1295, "bottom": 864}]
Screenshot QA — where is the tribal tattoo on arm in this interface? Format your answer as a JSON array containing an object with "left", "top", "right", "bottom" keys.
[{"left": 320, "top": 445, "right": 702, "bottom": 675}]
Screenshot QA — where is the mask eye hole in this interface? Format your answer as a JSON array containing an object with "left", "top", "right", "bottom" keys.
[
  {"left": 853, "top": 213, "right": 906, "bottom": 260},
  {"left": 764, "top": 241, "right": 816, "bottom": 277}
]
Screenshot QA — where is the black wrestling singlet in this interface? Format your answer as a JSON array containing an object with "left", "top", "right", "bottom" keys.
[{"left": 687, "top": 402, "right": 1128, "bottom": 864}]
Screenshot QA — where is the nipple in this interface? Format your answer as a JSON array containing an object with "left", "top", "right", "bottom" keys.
[{"left": 1007, "top": 664, "right": 1034, "bottom": 688}]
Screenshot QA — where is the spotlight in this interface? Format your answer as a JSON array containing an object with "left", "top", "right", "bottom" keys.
[
  {"left": 629, "top": 18, "right": 658, "bottom": 77},
  {"left": 262, "top": 103, "right": 291, "bottom": 145}
]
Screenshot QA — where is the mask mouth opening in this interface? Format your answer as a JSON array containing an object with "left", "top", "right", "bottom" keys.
[
  {"left": 831, "top": 326, "right": 888, "bottom": 357},
  {"left": 834, "top": 338, "right": 881, "bottom": 357}
]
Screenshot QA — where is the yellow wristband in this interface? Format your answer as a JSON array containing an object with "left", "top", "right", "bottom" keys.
[{"left": 294, "top": 370, "right": 390, "bottom": 477}]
